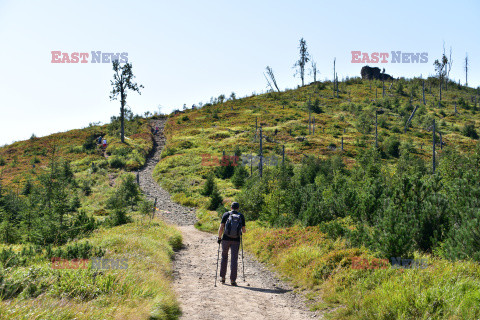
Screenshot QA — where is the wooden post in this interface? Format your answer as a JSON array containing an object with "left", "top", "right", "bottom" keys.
[
  {"left": 376, "top": 87, "right": 377, "bottom": 99},
  {"left": 423, "top": 81, "right": 426, "bottom": 105},
  {"left": 341, "top": 137, "right": 344, "bottom": 151},
  {"left": 282, "top": 145, "right": 285, "bottom": 164},
  {"left": 259, "top": 127, "right": 263, "bottom": 178},
  {"left": 308, "top": 101, "right": 311, "bottom": 135},
  {"left": 439, "top": 78, "right": 442, "bottom": 101},
  {"left": 136, "top": 171, "right": 140, "bottom": 185},
  {"left": 336, "top": 74, "right": 339, "bottom": 98},
  {"left": 375, "top": 110, "right": 378, "bottom": 148},
  {"left": 152, "top": 197, "right": 157, "bottom": 221},
  {"left": 432, "top": 119, "right": 436, "bottom": 174},
  {"left": 250, "top": 156, "right": 252, "bottom": 176}
]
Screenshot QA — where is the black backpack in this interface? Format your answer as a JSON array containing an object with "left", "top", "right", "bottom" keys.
[{"left": 224, "top": 211, "right": 242, "bottom": 238}]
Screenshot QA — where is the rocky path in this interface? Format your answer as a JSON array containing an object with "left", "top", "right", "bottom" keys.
[
  {"left": 138, "top": 119, "right": 197, "bottom": 226},
  {"left": 139, "top": 119, "right": 322, "bottom": 319}
]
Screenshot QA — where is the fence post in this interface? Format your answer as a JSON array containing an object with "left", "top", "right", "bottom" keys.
[
  {"left": 341, "top": 137, "right": 344, "bottom": 151},
  {"left": 259, "top": 127, "right": 263, "bottom": 177},
  {"left": 136, "top": 171, "right": 140, "bottom": 185}
]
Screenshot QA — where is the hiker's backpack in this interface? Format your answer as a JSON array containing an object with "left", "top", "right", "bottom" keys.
[{"left": 225, "top": 211, "right": 242, "bottom": 238}]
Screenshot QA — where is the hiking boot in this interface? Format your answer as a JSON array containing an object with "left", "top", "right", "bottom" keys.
[
  {"left": 221, "top": 277, "right": 225, "bottom": 284},
  {"left": 231, "top": 281, "right": 237, "bottom": 286}
]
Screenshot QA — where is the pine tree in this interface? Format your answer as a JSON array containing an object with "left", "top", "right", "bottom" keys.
[
  {"left": 208, "top": 185, "right": 223, "bottom": 211},
  {"left": 231, "top": 165, "right": 249, "bottom": 188},
  {"left": 201, "top": 172, "right": 215, "bottom": 196}
]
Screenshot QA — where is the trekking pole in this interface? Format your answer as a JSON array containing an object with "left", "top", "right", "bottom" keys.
[
  {"left": 214, "top": 241, "right": 221, "bottom": 287},
  {"left": 241, "top": 234, "right": 246, "bottom": 282}
]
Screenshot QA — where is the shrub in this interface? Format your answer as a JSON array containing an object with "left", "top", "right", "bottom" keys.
[
  {"left": 0, "top": 157, "right": 5, "bottom": 166},
  {"left": 108, "top": 155, "right": 126, "bottom": 168},
  {"left": 383, "top": 136, "right": 401, "bottom": 158},
  {"left": 462, "top": 123, "right": 478, "bottom": 139},
  {"left": 139, "top": 198, "right": 154, "bottom": 217},
  {"left": 83, "top": 134, "right": 97, "bottom": 151},
  {"left": 215, "top": 156, "right": 236, "bottom": 179},
  {"left": 161, "top": 146, "right": 176, "bottom": 158}
]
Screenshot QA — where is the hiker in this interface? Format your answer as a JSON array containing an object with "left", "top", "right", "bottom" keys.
[
  {"left": 217, "top": 202, "right": 246, "bottom": 286},
  {"left": 97, "top": 136, "right": 102, "bottom": 144},
  {"left": 155, "top": 126, "right": 159, "bottom": 135},
  {"left": 102, "top": 138, "right": 107, "bottom": 149}
]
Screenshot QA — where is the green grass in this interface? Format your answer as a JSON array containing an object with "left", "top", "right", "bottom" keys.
[
  {"left": 155, "top": 79, "right": 480, "bottom": 219},
  {"left": 0, "top": 214, "right": 182, "bottom": 319},
  {"left": 242, "top": 221, "right": 480, "bottom": 319}
]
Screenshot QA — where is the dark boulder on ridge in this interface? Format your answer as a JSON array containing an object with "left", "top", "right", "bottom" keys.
[{"left": 361, "top": 66, "right": 393, "bottom": 81}]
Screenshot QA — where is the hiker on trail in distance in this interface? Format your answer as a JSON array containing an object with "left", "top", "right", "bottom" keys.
[
  {"left": 218, "top": 202, "right": 246, "bottom": 286},
  {"left": 102, "top": 138, "right": 107, "bottom": 149}
]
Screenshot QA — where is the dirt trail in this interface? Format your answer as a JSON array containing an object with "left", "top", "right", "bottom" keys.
[{"left": 139, "top": 119, "right": 322, "bottom": 319}]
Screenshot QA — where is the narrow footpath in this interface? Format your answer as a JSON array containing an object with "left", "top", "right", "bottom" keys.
[{"left": 138, "top": 119, "right": 322, "bottom": 319}]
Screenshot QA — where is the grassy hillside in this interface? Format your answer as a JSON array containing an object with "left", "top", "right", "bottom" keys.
[
  {"left": 154, "top": 77, "right": 480, "bottom": 209},
  {"left": 0, "top": 115, "right": 183, "bottom": 319},
  {"left": 154, "top": 77, "right": 480, "bottom": 319}
]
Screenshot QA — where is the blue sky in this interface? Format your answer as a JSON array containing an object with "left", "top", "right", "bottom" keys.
[{"left": 0, "top": 0, "right": 478, "bottom": 145}]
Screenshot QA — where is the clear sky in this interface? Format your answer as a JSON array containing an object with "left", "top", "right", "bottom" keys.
[{"left": 0, "top": 0, "right": 479, "bottom": 146}]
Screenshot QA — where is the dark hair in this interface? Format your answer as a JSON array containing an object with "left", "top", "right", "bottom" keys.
[{"left": 231, "top": 202, "right": 239, "bottom": 210}]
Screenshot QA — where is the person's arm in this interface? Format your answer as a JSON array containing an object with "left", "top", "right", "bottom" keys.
[
  {"left": 241, "top": 215, "right": 246, "bottom": 234},
  {"left": 218, "top": 223, "right": 225, "bottom": 239}
]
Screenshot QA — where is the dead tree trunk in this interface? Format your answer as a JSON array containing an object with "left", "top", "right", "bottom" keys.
[
  {"left": 423, "top": 81, "right": 426, "bottom": 105},
  {"left": 333, "top": 58, "right": 336, "bottom": 98},
  {"left": 405, "top": 105, "right": 419, "bottom": 133}
]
